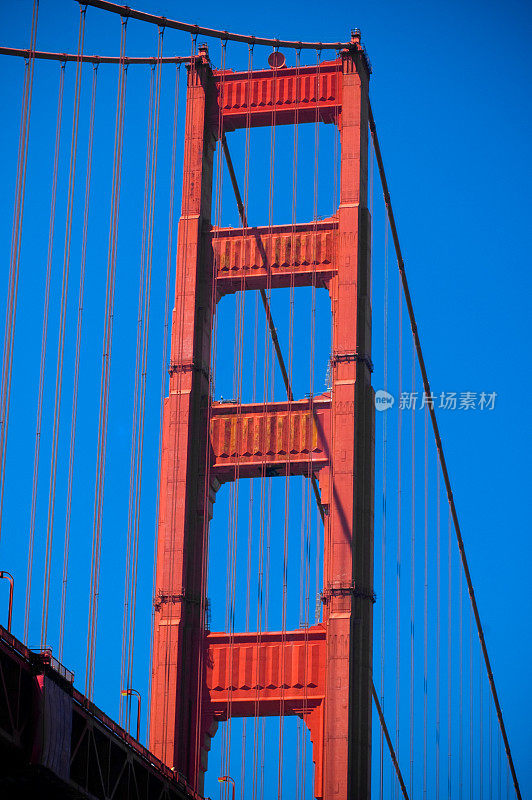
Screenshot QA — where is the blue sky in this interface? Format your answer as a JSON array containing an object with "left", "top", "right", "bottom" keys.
[{"left": 0, "top": 0, "right": 531, "bottom": 798}]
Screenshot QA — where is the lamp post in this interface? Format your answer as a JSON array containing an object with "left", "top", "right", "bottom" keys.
[
  {"left": 120, "top": 688, "right": 141, "bottom": 741},
  {"left": 0, "top": 571, "right": 14, "bottom": 632},
  {"left": 218, "top": 775, "right": 235, "bottom": 800}
]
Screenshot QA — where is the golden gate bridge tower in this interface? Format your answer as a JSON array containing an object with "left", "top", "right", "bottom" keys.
[
  {"left": 0, "top": 3, "right": 525, "bottom": 800},
  {"left": 149, "top": 34, "right": 374, "bottom": 799}
]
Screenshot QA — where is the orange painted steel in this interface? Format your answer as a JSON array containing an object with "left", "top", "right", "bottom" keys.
[
  {"left": 206, "top": 626, "right": 327, "bottom": 797},
  {"left": 206, "top": 626, "right": 326, "bottom": 711},
  {"left": 210, "top": 396, "right": 331, "bottom": 481},
  {"left": 149, "top": 38, "right": 374, "bottom": 799},
  {"left": 213, "top": 218, "right": 337, "bottom": 295},
  {"left": 214, "top": 60, "right": 342, "bottom": 131}
]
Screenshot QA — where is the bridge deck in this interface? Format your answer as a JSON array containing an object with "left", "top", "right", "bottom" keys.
[{"left": 0, "top": 626, "right": 201, "bottom": 799}]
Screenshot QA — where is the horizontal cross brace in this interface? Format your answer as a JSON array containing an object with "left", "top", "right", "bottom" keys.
[
  {"left": 206, "top": 625, "right": 326, "bottom": 717},
  {"left": 213, "top": 218, "right": 337, "bottom": 294},
  {"left": 210, "top": 396, "right": 331, "bottom": 481},
  {"left": 213, "top": 60, "right": 342, "bottom": 131}
]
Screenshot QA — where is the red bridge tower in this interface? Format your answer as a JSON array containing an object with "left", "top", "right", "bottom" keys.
[{"left": 149, "top": 36, "right": 375, "bottom": 799}]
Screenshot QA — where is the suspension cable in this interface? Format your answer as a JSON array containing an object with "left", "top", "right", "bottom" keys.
[
  {"left": 126, "top": 24, "right": 164, "bottom": 729},
  {"left": 160, "top": 31, "right": 196, "bottom": 760},
  {"left": 86, "top": 14, "right": 128, "bottom": 700},
  {"left": 367, "top": 100, "right": 522, "bottom": 800},
  {"left": 239, "top": 43, "right": 254, "bottom": 799},
  {"left": 0, "top": 0, "right": 39, "bottom": 544},
  {"left": 25, "top": 60, "right": 66, "bottom": 645},
  {"left": 396, "top": 247, "right": 403, "bottom": 799},
  {"left": 120, "top": 54, "right": 157, "bottom": 731},
  {"left": 80, "top": 0, "right": 354, "bottom": 50},
  {"left": 372, "top": 685, "right": 410, "bottom": 800},
  {"left": 41, "top": 2, "right": 87, "bottom": 651},
  {"left": 147, "top": 58, "right": 180, "bottom": 745},
  {"left": 0, "top": 45, "right": 192, "bottom": 64},
  {"left": 59, "top": 61, "right": 99, "bottom": 662}
]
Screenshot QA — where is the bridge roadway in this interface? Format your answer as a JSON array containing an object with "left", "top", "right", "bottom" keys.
[{"left": 0, "top": 626, "right": 203, "bottom": 799}]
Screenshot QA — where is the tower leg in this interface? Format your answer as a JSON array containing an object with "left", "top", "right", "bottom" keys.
[
  {"left": 149, "top": 53, "right": 215, "bottom": 790},
  {"left": 323, "top": 50, "right": 374, "bottom": 799}
]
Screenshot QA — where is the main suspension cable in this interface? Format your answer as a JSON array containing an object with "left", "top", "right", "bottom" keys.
[
  {"left": 0, "top": 45, "right": 192, "bottom": 64},
  {"left": 80, "top": 0, "right": 355, "bottom": 50}
]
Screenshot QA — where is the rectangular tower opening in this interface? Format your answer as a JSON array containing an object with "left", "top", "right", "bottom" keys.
[
  {"left": 213, "top": 286, "right": 331, "bottom": 405},
  {"left": 208, "top": 474, "right": 324, "bottom": 636},
  {"left": 214, "top": 121, "right": 340, "bottom": 229},
  {"left": 204, "top": 715, "right": 316, "bottom": 800}
]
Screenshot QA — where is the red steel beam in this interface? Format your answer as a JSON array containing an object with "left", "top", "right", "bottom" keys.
[
  {"left": 205, "top": 626, "right": 326, "bottom": 797},
  {"left": 206, "top": 626, "right": 326, "bottom": 715},
  {"left": 213, "top": 218, "right": 337, "bottom": 295},
  {"left": 214, "top": 60, "right": 342, "bottom": 131},
  {"left": 210, "top": 396, "right": 331, "bottom": 481}
]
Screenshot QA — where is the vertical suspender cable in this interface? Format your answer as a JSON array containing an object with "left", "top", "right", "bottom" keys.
[
  {"left": 448, "top": 507, "right": 452, "bottom": 797},
  {"left": 225, "top": 36, "right": 243, "bottom": 785},
  {"left": 409, "top": 342, "right": 415, "bottom": 797},
  {"left": 497, "top": 720, "right": 502, "bottom": 800},
  {"left": 479, "top": 639, "right": 483, "bottom": 798},
  {"left": 489, "top": 685, "right": 493, "bottom": 800},
  {"left": 459, "top": 559, "right": 464, "bottom": 799},
  {"left": 423, "top": 406, "right": 428, "bottom": 799},
  {"left": 301, "top": 49, "right": 321, "bottom": 797},
  {"left": 122, "top": 28, "right": 165, "bottom": 722},
  {"left": 41, "top": 5, "right": 86, "bottom": 649},
  {"left": 396, "top": 259, "right": 403, "bottom": 800},
  {"left": 223, "top": 94, "right": 410, "bottom": 800},
  {"left": 368, "top": 101, "right": 522, "bottom": 800},
  {"left": 279, "top": 43, "right": 300, "bottom": 798},
  {"left": 259, "top": 92, "right": 277, "bottom": 784},
  {"left": 147, "top": 58, "right": 180, "bottom": 743},
  {"left": 498, "top": 722, "right": 502, "bottom": 800},
  {"left": 86, "top": 15, "right": 128, "bottom": 700},
  {"left": 24, "top": 61, "right": 65, "bottom": 645},
  {"left": 470, "top": 603, "right": 474, "bottom": 799},
  {"left": 0, "top": 0, "right": 39, "bottom": 544},
  {"left": 239, "top": 44, "right": 254, "bottom": 799},
  {"left": 121, "top": 57, "right": 155, "bottom": 730},
  {"left": 436, "top": 457, "right": 441, "bottom": 799},
  {"left": 380, "top": 213, "right": 389, "bottom": 800},
  {"left": 216, "top": 41, "right": 235, "bottom": 790},
  {"left": 58, "top": 61, "right": 99, "bottom": 663},
  {"left": 264, "top": 49, "right": 278, "bottom": 800},
  {"left": 126, "top": 24, "right": 164, "bottom": 729},
  {"left": 161, "top": 33, "right": 196, "bottom": 757}
]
